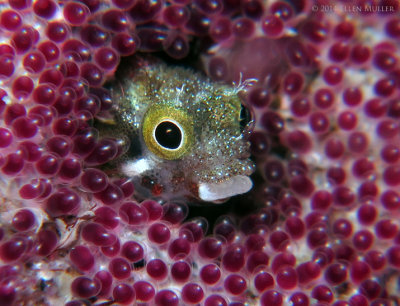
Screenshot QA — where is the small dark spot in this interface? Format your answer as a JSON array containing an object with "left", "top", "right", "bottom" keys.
[
  {"left": 39, "top": 279, "right": 47, "bottom": 291},
  {"left": 240, "top": 104, "right": 251, "bottom": 132},
  {"left": 335, "top": 281, "right": 350, "bottom": 295},
  {"left": 134, "top": 259, "right": 146, "bottom": 269},
  {"left": 25, "top": 261, "right": 33, "bottom": 269},
  {"left": 141, "top": 175, "right": 157, "bottom": 188}
]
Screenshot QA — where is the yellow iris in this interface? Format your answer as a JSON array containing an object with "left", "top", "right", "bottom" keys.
[{"left": 142, "top": 105, "right": 194, "bottom": 160}]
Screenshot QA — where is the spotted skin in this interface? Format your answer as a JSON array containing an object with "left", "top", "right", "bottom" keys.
[{"left": 105, "top": 58, "right": 255, "bottom": 202}]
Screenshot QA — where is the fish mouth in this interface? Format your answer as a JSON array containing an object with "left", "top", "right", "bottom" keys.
[{"left": 198, "top": 175, "right": 253, "bottom": 202}]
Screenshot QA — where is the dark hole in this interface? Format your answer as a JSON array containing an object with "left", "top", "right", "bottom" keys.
[
  {"left": 240, "top": 104, "right": 252, "bottom": 132},
  {"left": 155, "top": 121, "right": 182, "bottom": 149},
  {"left": 134, "top": 259, "right": 146, "bottom": 269},
  {"left": 39, "top": 279, "right": 46, "bottom": 291}
]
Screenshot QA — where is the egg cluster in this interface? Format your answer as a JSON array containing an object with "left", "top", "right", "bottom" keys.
[{"left": 0, "top": 0, "right": 400, "bottom": 305}]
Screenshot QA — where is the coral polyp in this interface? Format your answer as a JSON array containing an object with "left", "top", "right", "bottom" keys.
[{"left": 0, "top": 0, "right": 400, "bottom": 305}]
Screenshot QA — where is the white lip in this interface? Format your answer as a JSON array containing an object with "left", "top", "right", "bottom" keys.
[
  {"left": 198, "top": 175, "right": 253, "bottom": 202},
  {"left": 121, "top": 158, "right": 155, "bottom": 176}
]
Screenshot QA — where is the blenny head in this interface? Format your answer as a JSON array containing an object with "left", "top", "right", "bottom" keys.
[{"left": 107, "top": 58, "right": 255, "bottom": 203}]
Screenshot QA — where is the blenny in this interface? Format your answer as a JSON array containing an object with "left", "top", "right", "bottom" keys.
[{"left": 104, "top": 58, "right": 255, "bottom": 203}]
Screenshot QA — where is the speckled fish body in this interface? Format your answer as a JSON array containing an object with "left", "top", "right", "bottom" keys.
[{"left": 110, "top": 59, "right": 255, "bottom": 202}]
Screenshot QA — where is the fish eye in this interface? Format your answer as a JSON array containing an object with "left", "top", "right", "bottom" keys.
[
  {"left": 142, "top": 105, "right": 193, "bottom": 160},
  {"left": 154, "top": 120, "right": 183, "bottom": 150}
]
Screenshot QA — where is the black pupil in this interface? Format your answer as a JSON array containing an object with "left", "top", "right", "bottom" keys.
[{"left": 155, "top": 121, "right": 182, "bottom": 149}]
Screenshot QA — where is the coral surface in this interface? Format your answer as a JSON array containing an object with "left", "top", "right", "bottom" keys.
[{"left": 0, "top": 0, "right": 400, "bottom": 305}]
